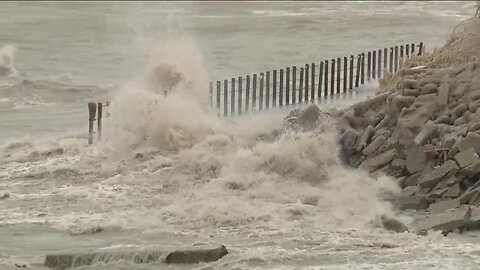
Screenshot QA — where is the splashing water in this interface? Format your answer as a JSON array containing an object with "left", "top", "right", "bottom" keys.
[{"left": 0, "top": 45, "right": 17, "bottom": 78}]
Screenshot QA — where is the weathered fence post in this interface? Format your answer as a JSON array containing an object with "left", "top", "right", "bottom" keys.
[
  {"left": 88, "top": 102, "right": 96, "bottom": 145},
  {"left": 97, "top": 102, "right": 102, "bottom": 142},
  {"left": 252, "top": 74, "right": 257, "bottom": 111},
  {"left": 418, "top": 42, "right": 423, "bottom": 56},
  {"left": 304, "top": 64, "right": 309, "bottom": 102},
  {"left": 394, "top": 46, "right": 399, "bottom": 72},
  {"left": 355, "top": 54, "right": 361, "bottom": 88},
  {"left": 406, "top": 43, "right": 410, "bottom": 58},
  {"left": 299, "top": 67, "right": 304, "bottom": 102},
  {"left": 245, "top": 75, "right": 250, "bottom": 113},
  {"left": 231, "top": 78, "right": 236, "bottom": 116},
  {"left": 343, "top": 56, "right": 347, "bottom": 92},
  {"left": 223, "top": 79, "right": 228, "bottom": 117},
  {"left": 349, "top": 55, "right": 354, "bottom": 90},
  {"left": 383, "top": 48, "right": 387, "bottom": 71},
  {"left": 336, "top": 57, "right": 341, "bottom": 93},
  {"left": 238, "top": 77, "right": 242, "bottom": 115},
  {"left": 411, "top": 42, "right": 415, "bottom": 55},
  {"left": 279, "top": 69, "right": 284, "bottom": 106},
  {"left": 266, "top": 71, "right": 270, "bottom": 109},
  {"left": 318, "top": 62, "right": 323, "bottom": 98},
  {"left": 361, "top": 53, "right": 365, "bottom": 85},
  {"left": 330, "top": 59, "right": 335, "bottom": 95},
  {"left": 216, "top": 81, "right": 221, "bottom": 115},
  {"left": 209, "top": 82, "right": 213, "bottom": 108},
  {"left": 372, "top": 51, "right": 376, "bottom": 79},
  {"left": 389, "top": 48, "right": 393, "bottom": 73},
  {"left": 260, "top": 73, "right": 264, "bottom": 110},
  {"left": 292, "top": 67, "right": 297, "bottom": 104},
  {"left": 286, "top": 67, "right": 290, "bottom": 105},
  {"left": 400, "top": 45, "right": 404, "bottom": 66},
  {"left": 367, "top": 51, "right": 371, "bottom": 82},
  {"left": 311, "top": 63, "right": 315, "bottom": 101},
  {"left": 378, "top": 49, "right": 382, "bottom": 78},
  {"left": 324, "top": 60, "right": 328, "bottom": 97},
  {"left": 273, "top": 70, "right": 277, "bottom": 107}
]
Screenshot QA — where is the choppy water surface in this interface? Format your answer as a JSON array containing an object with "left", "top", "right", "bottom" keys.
[{"left": 1, "top": 1, "right": 480, "bottom": 270}]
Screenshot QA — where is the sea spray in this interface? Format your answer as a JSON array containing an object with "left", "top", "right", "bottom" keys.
[{"left": 0, "top": 45, "right": 17, "bottom": 78}]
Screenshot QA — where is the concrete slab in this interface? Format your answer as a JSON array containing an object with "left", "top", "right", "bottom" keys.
[
  {"left": 359, "top": 148, "right": 397, "bottom": 173},
  {"left": 458, "top": 132, "right": 480, "bottom": 154},
  {"left": 362, "top": 135, "right": 387, "bottom": 156},
  {"left": 419, "top": 160, "right": 459, "bottom": 190},
  {"left": 405, "top": 145, "right": 427, "bottom": 175},
  {"left": 429, "top": 198, "right": 461, "bottom": 214},
  {"left": 454, "top": 147, "right": 479, "bottom": 168},
  {"left": 395, "top": 195, "right": 429, "bottom": 210},
  {"left": 410, "top": 205, "right": 471, "bottom": 233},
  {"left": 443, "top": 184, "right": 462, "bottom": 198},
  {"left": 438, "top": 83, "right": 450, "bottom": 107}
]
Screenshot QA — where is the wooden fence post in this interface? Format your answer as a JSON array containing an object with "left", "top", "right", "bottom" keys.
[
  {"left": 389, "top": 48, "right": 393, "bottom": 73},
  {"left": 216, "top": 81, "right": 221, "bottom": 115},
  {"left": 367, "top": 51, "right": 371, "bottom": 82},
  {"left": 400, "top": 45, "right": 404, "bottom": 66},
  {"left": 245, "top": 75, "right": 250, "bottom": 113},
  {"left": 299, "top": 67, "right": 304, "bottom": 102},
  {"left": 238, "top": 77, "right": 242, "bottom": 115},
  {"left": 260, "top": 73, "right": 264, "bottom": 110},
  {"left": 349, "top": 55, "right": 354, "bottom": 90},
  {"left": 318, "top": 62, "right": 323, "bottom": 98},
  {"left": 252, "top": 74, "right": 257, "bottom": 111},
  {"left": 273, "top": 70, "right": 277, "bottom": 107},
  {"left": 304, "top": 64, "right": 309, "bottom": 102},
  {"left": 372, "top": 51, "right": 376, "bottom": 79},
  {"left": 223, "top": 79, "right": 228, "bottom": 117},
  {"left": 383, "top": 48, "right": 387, "bottom": 71},
  {"left": 279, "top": 69, "right": 284, "bottom": 106},
  {"left": 336, "top": 57, "right": 341, "bottom": 94},
  {"left": 361, "top": 53, "right": 365, "bottom": 85},
  {"left": 266, "top": 71, "right": 270, "bottom": 109},
  {"left": 231, "top": 78, "right": 236, "bottom": 116},
  {"left": 406, "top": 43, "right": 410, "bottom": 58},
  {"left": 418, "top": 42, "right": 424, "bottom": 56},
  {"left": 292, "top": 67, "right": 297, "bottom": 104},
  {"left": 286, "top": 67, "right": 290, "bottom": 105},
  {"left": 330, "top": 59, "right": 335, "bottom": 95},
  {"left": 97, "top": 102, "right": 102, "bottom": 142},
  {"left": 378, "top": 49, "right": 382, "bottom": 78},
  {"left": 355, "top": 54, "right": 361, "bottom": 88},
  {"left": 324, "top": 60, "right": 329, "bottom": 97},
  {"left": 88, "top": 102, "right": 96, "bottom": 145},
  {"left": 209, "top": 82, "right": 213, "bottom": 108},
  {"left": 411, "top": 42, "right": 415, "bottom": 55},
  {"left": 394, "top": 46, "right": 399, "bottom": 72},
  {"left": 311, "top": 63, "right": 315, "bottom": 101},
  {"left": 343, "top": 56, "right": 347, "bottom": 92}
]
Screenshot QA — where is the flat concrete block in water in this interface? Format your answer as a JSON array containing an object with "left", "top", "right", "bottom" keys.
[
  {"left": 429, "top": 198, "right": 461, "bottom": 214},
  {"left": 454, "top": 147, "right": 479, "bottom": 168},
  {"left": 164, "top": 245, "right": 228, "bottom": 264},
  {"left": 411, "top": 205, "right": 471, "bottom": 233},
  {"left": 395, "top": 195, "right": 429, "bottom": 210}
]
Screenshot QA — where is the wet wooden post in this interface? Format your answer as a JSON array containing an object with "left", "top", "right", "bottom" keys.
[
  {"left": 310, "top": 63, "right": 315, "bottom": 101},
  {"left": 238, "top": 77, "right": 242, "bottom": 115},
  {"left": 372, "top": 51, "right": 377, "bottom": 80},
  {"left": 265, "top": 71, "right": 270, "bottom": 109},
  {"left": 361, "top": 53, "right": 365, "bottom": 85},
  {"left": 400, "top": 45, "right": 404, "bottom": 67},
  {"left": 343, "top": 56, "right": 347, "bottom": 92},
  {"left": 304, "top": 64, "right": 309, "bottom": 102},
  {"left": 411, "top": 42, "right": 415, "bottom": 55},
  {"left": 231, "top": 78, "right": 236, "bottom": 116},
  {"left": 299, "top": 67, "right": 304, "bottom": 102},
  {"left": 389, "top": 48, "right": 393, "bottom": 73},
  {"left": 330, "top": 59, "right": 335, "bottom": 95},
  {"left": 209, "top": 82, "right": 213, "bottom": 108},
  {"left": 383, "top": 48, "right": 387, "bottom": 71},
  {"left": 355, "top": 54, "right": 361, "bottom": 87},
  {"left": 216, "top": 81, "right": 221, "bottom": 115},
  {"left": 336, "top": 57, "right": 341, "bottom": 94},
  {"left": 318, "top": 62, "right": 323, "bottom": 98},
  {"left": 286, "top": 67, "right": 290, "bottom": 105},
  {"left": 324, "top": 60, "right": 328, "bottom": 97},
  {"left": 406, "top": 43, "right": 410, "bottom": 58},
  {"left": 349, "top": 55, "right": 354, "bottom": 90},
  {"left": 272, "top": 70, "right": 277, "bottom": 107},
  {"left": 252, "top": 74, "right": 257, "bottom": 111},
  {"left": 223, "top": 79, "right": 228, "bottom": 117},
  {"left": 394, "top": 46, "right": 399, "bottom": 72},
  {"left": 418, "top": 42, "right": 424, "bottom": 56},
  {"left": 292, "top": 67, "right": 297, "bottom": 104},
  {"left": 245, "top": 75, "right": 250, "bottom": 113},
  {"left": 378, "top": 49, "right": 382, "bottom": 78},
  {"left": 367, "top": 51, "right": 371, "bottom": 82},
  {"left": 88, "top": 102, "right": 96, "bottom": 145},
  {"left": 279, "top": 69, "right": 284, "bottom": 106},
  {"left": 259, "top": 73, "right": 264, "bottom": 110},
  {"left": 97, "top": 102, "right": 102, "bottom": 142}
]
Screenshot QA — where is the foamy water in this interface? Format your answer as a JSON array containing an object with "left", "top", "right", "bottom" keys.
[{"left": 1, "top": 2, "right": 480, "bottom": 269}]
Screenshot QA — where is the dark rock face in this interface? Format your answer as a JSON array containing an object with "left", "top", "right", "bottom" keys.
[{"left": 164, "top": 245, "right": 228, "bottom": 264}]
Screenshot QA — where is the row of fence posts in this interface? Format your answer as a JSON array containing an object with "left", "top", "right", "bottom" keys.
[
  {"left": 209, "top": 42, "right": 423, "bottom": 117},
  {"left": 88, "top": 102, "right": 106, "bottom": 145}
]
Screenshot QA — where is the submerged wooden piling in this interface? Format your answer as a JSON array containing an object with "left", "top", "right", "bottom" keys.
[
  {"left": 88, "top": 102, "right": 97, "bottom": 145},
  {"left": 97, "top": 102, "right": 102, "bottom": 142}
]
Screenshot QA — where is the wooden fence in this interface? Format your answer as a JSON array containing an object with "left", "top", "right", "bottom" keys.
[{"left": 208, "top": 42, "right": 424, "bottom": 117}]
